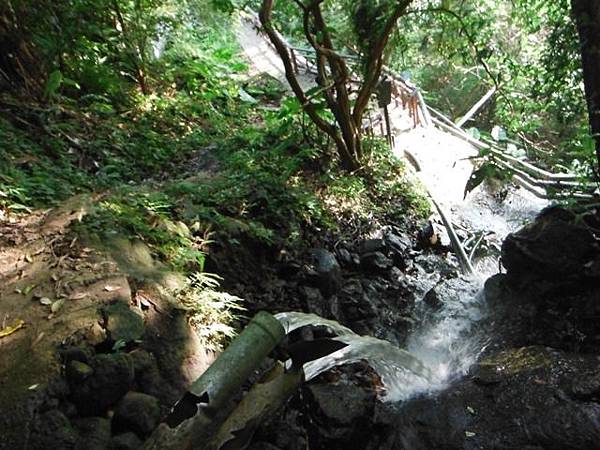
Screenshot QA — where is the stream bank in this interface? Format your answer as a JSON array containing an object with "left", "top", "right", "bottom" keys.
[
  {"left": 247, "top": 204, "right": 600, "bottom": 450},
  {"left": 0, "top": 179, "right": 439, "bottom": 449},
  {"left": 2, "top": 183, "right": 600, "bottom": 449}
]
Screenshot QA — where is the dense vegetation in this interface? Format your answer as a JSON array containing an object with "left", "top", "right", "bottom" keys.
[
  {"left": 242, "top": 0, "right": 597, "bottom": 175},
  {"left": 0, "top": 0, "right": 428, "bottom": 273},
  {"left": 1, "top": 0, "right": 596, "bottom": 340},
  {"left": 2, "top": 2, "right": 600, "bottom": 448}
]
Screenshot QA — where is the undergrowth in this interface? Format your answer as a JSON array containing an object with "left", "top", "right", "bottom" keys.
[{"left": 1, "top": 7, "right": 429, "bottom": 346}]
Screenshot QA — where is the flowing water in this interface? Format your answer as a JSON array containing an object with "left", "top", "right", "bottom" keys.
[{"left": 276, "top": 277, "right": 488, "bottom": 402}]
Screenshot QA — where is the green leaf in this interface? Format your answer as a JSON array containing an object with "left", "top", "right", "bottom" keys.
[
  {"left": 238, "top": 89, "right": 258, "bottom": 104},
  {"left": 464, "top": 162, "right": 495, "bottom": 198},
  {"left": 467, "top": 127, "right": 481, "bottom": 140},
  {"left": 44, "top": 70, "right": 63, "bottom": 100}
]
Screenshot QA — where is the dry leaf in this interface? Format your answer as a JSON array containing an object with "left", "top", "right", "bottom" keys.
[
  {"left": 0, "top": 319, "right": 25, "bottom": 338},
  {"left": 39, "top": 297, "right": 53, "bottom": 306},
  {"left": 68, "top": 292, "right": 88, "bottom": 300},
  {"left": 104, "top": 285, "right": 120, "bottom": 292}
]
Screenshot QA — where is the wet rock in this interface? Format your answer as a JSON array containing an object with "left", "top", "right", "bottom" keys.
[
  {"left": 359, "top": 239, "right": 386, "bottom": 255},
  {"left": 391, "top": 394, "right": 470, "bottom": 450},
  {"left": 29, "top": 410, "right": 78, "bottom": 450},
  {"left": 502, "top": 206, "right": 599, "bottom": 280},
  {"left": 336, "top": 248, "right": 353, "bottom": 267},
  {"left": 303, "top": 382, "right": 384, "bottom": 447},
  {"left": 110, "top": 432, "right": 143, "bottom": 450},
  {"left": 70, "top": 353, "right": 134, "bottom": 416},
  {"left": 385, "top": 231, "right": 413, "bottom": 254},
  {"left": 73, "top": 417, "right": 111, "bottom": 450},
  {"left": 112, "top": 391, "right": 161, "bottom": 438},
  {"left": 102, "top": 301, "right": 145, "bottom": 344},
  {"left": 417, "top": 221, "right": 436, "bottom": 248},
  {"left": 423, "top": 287, "right": 442, "bottom": 310},
  {"left": 299, "top": 286, "right": 326, "bottom": 316},
  {"left": 384, "top": 231, "right": 412, "bottom": 268},
  {"left": 394, "top": 348, "right": 600, "bottom": 450},
  {"left": 570, "top": 371, "right": 600, "bottom": 400},
  {"left": 66, "top": 360, "right": 94, "bottom": 383},
  {"left": 387, "top": 266, "right": 404, "bottom": 283},
  {"left": 307, "top": 383, "right": 375, "bottom": 426},
  {"left": 338, "top": 280, "right": 376, "bottom": 323},
  {"left": 360, "top": 252, "right": 393, "bottom": 273},
  {"left": 311, "top": 249, "right": 342, "bottom": 297}
]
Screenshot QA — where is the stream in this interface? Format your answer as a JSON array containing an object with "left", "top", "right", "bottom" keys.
[{"left": 275, "top": 182, "right": 547, "bottom": 405}]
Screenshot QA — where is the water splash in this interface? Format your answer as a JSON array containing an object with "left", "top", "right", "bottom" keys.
[
  {"left": 405, "top": 277, "right": 488, "bottom": 389},
  {"left": 275, "top": 278, "right": 488, "bottom": 402},
  {"left": 276, "top": 311, "right": 434, "bottom": 402}
]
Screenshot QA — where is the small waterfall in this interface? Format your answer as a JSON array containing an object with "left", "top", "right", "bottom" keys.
[
  {"left": 405, "top": 276, "right": 488, "bottom": 388},
  {"left": 275, "top": 277, "right": 488, "bottom": 402}
]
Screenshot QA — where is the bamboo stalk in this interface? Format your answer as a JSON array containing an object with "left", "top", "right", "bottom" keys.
[{"left": 144, "top": 312, "right": 285, "bottom": 450}]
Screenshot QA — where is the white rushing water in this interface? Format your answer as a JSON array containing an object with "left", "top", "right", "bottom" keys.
[{"left": 275, "top": 280, "right": 488, "bottom": 402}]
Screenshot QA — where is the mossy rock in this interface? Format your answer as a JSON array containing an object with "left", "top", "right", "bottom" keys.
[{"left": 102, "top": 301, "right": 145, "bottom": 344}]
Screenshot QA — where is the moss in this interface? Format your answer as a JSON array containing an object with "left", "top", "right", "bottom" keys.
[{"left": 479, "top": 346, "right": 554, "bottom": 376}]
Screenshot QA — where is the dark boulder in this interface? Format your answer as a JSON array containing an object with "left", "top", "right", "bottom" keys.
[
  {"left": 384, "top": 231, "right": 413, "bottom": 268},
  {"left": 29, "top": 410, "right": 78, "bottom": 450},
  {"left": 70, "top": 353, "right": 134, "bottom": 416},
  {"left": 112, "top": 391, "right": 161, "bottom": 438},
  {"left": 502, "top": 206, "right": 599, "bottom": 281},
  {"left": 60, "top": 346, "right": 94, "bottom": 365},
  {"left": 109, "top": 432, "right": 143, "bottom": 450},
  {"left": 360, "top": 252, "right": 393, "bottom": 273},
  {"left": 359, "top": 239, "right": 387, "bottom": 255},
  {"left": 335, "top": 248, "right": 353, "bottom": 267},
  {"left": 66, "top": 360, "right": 94, "bottom": 384},
  {"left": 101, "top": 301, "right": 145, "bottom": 344},
  {"left": 310, "top": 249, "right": 342, "bottom": 297},
  {"left": 299, "top": 285, "right": 328, "bottom": 318},
  {"left": 73, "top": 417, "right": 111, "bottom": 450},
  {"left": 129, "top": 349, "right": 176, "bottom": 407}
]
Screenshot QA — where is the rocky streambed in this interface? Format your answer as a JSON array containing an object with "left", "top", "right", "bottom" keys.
[
  {"left": 3, "top": 199, "right": 600, "bottom": 450},
  {"left": 248, "top": 205, "right": 600, "bottom": 450}
]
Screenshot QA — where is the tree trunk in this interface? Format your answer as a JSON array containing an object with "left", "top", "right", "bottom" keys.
[{"left": 571, "top": 0, "right": 600, "bottom": 174}]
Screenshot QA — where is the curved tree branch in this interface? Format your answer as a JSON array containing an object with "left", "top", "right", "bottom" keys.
[{"left": 353, "top": 0, "right": 412, "bottom": 123}]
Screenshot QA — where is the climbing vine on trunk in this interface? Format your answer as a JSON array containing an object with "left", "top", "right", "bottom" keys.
[{"left": 259, "top": 0, "right": 412, "bottom": 172}]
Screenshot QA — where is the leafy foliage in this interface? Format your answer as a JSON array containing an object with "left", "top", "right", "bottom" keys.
[{"left": 177, "top": 272, "right": 245, "bottom": 350}]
